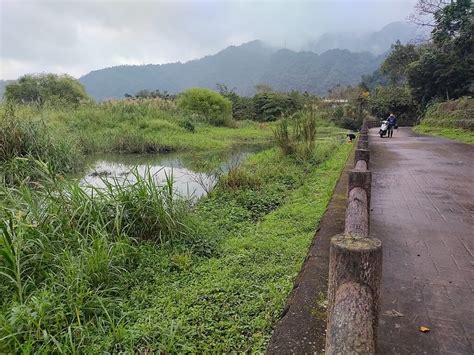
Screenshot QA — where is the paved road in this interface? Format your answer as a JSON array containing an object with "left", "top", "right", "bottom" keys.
[{"left": 370, "top": 128, "right": 474, "bottom": 354}]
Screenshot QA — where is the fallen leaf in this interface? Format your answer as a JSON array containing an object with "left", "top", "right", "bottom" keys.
[{"left": 419, "top": 326, "right": 431, "bottom": 333}]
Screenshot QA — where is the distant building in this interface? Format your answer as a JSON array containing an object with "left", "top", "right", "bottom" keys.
[{"left": 322, "top": 99, "right": 348, "bottom": 103}]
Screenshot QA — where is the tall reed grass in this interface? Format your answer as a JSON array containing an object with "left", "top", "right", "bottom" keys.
[
  {"left": 273, "top": 110, "right": 318, "bottom": 158},
  {"left": 0, "top": 161, "right": 206, "bottom": 352},
  {"left": 0, "top": 104, "right": 83, "bottom": 185}
]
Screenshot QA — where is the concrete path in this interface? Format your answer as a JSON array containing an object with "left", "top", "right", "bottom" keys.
[{"left": 370, "top": 128, "right": 474, "bottom": 354}]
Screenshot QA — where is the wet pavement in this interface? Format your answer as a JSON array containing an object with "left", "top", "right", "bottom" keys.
[{"left": 370, "top": 128, "right": 474, "bottom": 354}]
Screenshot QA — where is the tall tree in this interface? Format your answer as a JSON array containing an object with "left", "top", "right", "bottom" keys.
[
  {"left": 407, "top": 0, "right": 473, "bottom": 103},
  {"left": 381, "top": 41, "right": 420, "bottom": 84}
]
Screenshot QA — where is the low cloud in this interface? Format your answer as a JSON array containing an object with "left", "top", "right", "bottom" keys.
[{"left": 0, "top": 0, "right": 417, "bottom": 79}]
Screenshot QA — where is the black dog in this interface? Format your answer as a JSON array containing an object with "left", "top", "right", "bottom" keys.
[{"left": 347, "top": 133, "right": 356, "bottom": 141}]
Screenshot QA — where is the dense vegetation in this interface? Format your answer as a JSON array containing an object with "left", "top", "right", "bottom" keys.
[
  {"left": 414, "top": 97, "right": 474, "bottom": 143},
  {"left": 0, "top": 82, "right": 353, "bottom": 352},
  {"left": 4, "top": 74, "right": 90, "bottom": 106},
  {"left": 177, "top": 88, "right": 232, "bottom": 126}
]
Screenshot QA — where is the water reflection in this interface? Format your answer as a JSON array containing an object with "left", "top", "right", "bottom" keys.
[{"left": 81, "top": 145, "right": 267, "bottom": 199}]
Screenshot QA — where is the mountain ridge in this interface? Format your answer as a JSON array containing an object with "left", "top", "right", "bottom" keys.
[{"left": 79, "top": 43, "right": 386, "bottom": 100}]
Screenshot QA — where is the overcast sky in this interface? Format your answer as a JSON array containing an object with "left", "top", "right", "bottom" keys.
[{"left": 0, "top": 0, "right": 418, "bottom": 80}]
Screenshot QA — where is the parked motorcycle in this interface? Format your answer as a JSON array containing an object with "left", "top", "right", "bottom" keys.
[{"left": 379, "top": 120, "right": 388, "bottom": 138}]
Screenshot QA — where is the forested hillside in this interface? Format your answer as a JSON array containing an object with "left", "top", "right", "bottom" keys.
[{"left": 79, "top": 41, "right": 385, "bottom": 100}]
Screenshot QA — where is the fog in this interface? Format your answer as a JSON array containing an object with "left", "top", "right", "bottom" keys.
[{"left": 0, "top": 0, "right": 418, "bottom": 80}]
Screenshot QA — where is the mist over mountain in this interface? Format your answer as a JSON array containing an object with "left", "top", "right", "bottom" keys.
[
  {"left": 79, "top": 40, "right": 385, "bottom": 100},
  {"left": 305, "top": 21, "right": 427, "bottom": 55},
  {"left": 2, "top": 22, "right": 423, "bottom": 101}
]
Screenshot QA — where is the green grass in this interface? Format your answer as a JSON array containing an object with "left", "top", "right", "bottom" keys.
[
  {"left": 0, "top": 137, "right": 351, "bottom": 352},
  {"left": 1, "top": 98, "right": 352, "bottom": 352},
  {"left": 413, "top": 125, "right": 474, "bottom": 144},
  {"left": 1, "top": 101, "right": 273, "bottom": 155}
]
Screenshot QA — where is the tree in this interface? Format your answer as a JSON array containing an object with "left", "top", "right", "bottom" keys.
[
  {"left": 255, "top": 84, "right": 273, "bottom": 94},
  {"left": 216, "top": 83, "right": 255, "bottom": 120},
  {"left": 360, "top": 69, "right": 390, "bottom": 91},
  {"left": 4, "top": 73, "right": 89, "bottom": 105},
  {"left": 407, "top": 0, "right": 473, "bottom": 103},
  {"left": 368, "top": 85, "right": 418, "bottom": 125},
  {"left": 253, "top": 92, "right": 302, "bottom": 122},
  {"left": 177, "top": 88, "right": 232, "bottom": 126},
  {"left": 432, "top": 0, "right": 473, "bottom": 46},
  {"left": 409, "top": 0, "right": 451, "bottom": 27},
  {"left": 381, "top": 41, "right": 420, "bottom": 84}
]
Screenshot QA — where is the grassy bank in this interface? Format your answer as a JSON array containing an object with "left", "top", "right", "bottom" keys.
[
  {"left": 413, "top": 126, "right": 474, "bottom": 144},
  {"left": 1, "top": 100, "right": 273, "bottom": 156},
  {"left": 414, "top": 97, "right": 474, "bottom": 144},
  {"left": 0, "top": 132, "right": 351, "bottom": 352}
]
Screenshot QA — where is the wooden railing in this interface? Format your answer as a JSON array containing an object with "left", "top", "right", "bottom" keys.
[{"left": 325, "top": 120, "right": 383, "bottom": 355}]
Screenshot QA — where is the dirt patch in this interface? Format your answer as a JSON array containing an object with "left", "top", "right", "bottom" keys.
[{"left": 266, "top": 146, "right": 355, "bottom": 354}]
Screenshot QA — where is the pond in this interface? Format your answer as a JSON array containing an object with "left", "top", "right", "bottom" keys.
[{"left": 81, "top": 145, "right": 268, "bottom": 199}]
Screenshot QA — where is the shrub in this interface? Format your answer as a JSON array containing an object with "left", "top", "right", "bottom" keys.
[
  {"left": 331, "top": 116, "right": 362, "bottom": 130},
  {"left": 177, "top": 88, "right": 232, "bottom": 126},
  {"left": 219, "top": 165, "right": 262, "bottom": 190},
  {"left": 4, "top": 73, "right": 90, "bottom": 106},
  {"left": 368, "top": 85, "right": 418, "bottom": 126},
  {"left": 178, "top": 118, "right": 196, "bottom": 132},
  {"left": 253, "top": 92, "right": 303, "bottom": 122}
]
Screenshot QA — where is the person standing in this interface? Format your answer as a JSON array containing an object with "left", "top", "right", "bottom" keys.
[{"left": 387, "top": 113, "right": 397, "bottom": 138}]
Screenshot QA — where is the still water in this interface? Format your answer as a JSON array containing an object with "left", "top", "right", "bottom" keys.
[{"left": 81, "top": 145, "right": 267, "bottom": 199}]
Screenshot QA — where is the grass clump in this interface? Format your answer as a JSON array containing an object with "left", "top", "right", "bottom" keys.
[
  {"left": 0, "top": 104, "right": 83, "bottom": 185},
  {"left": 273, "top": 110, "right": 319, "bottom": 158}
]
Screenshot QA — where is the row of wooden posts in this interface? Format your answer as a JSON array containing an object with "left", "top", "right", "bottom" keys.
[{"left": 325, "top": 121, "right": 383, "bottom": 354}]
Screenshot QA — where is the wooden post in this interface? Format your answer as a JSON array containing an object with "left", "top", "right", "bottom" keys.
[
  {"left": 358, "top": 139, "right": 369, "bottom": 150},
  {"left": 348, "top": 168, "right": 371, "bottom": 213},
  {"left": 327, "top": 282, "right": 375, "bottom": 354},
  {"left": 326, "top": 234, "right": 383, "bottom": 355},
  {"left": 354, "top": 160, "right": 368, "bottom": 171},
  {"left": 345, "top": 187, "right": 369, "bottom": 236},
  {"left": 354, "top": 149, "right": 370, "bottom": 167}
]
